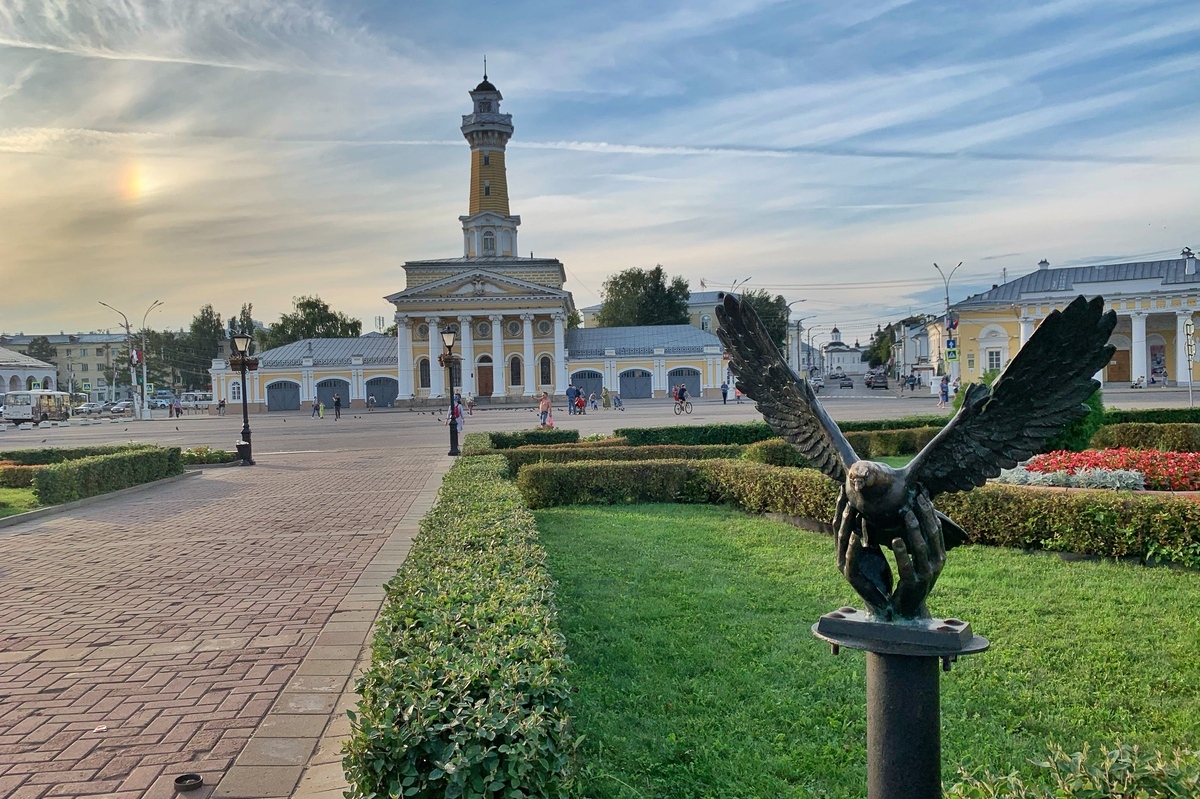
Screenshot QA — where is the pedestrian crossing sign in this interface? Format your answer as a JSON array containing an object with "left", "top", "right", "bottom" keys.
[{"left": 946, "top": 349, "right": 958, "bottom": 362}]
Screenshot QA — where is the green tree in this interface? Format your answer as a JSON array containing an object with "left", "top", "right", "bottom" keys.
[
  {"left": 183, "top": 304, "right": 224, "bottom": 390},
  {"left": 259, "top": 295, "right": 363, "bottom": 350},
  {"left": 596, "top": 265, "right": 689, "bottom": 327},
  {"left": 25, "top": 335, "right": 57, "bottom": 364},
  {"left": 740, "top": 290, "right": 789, "bottom": 351},
  {"left": 567, "top": 309, "right": 582, "bottom": 329},
  {"left": 866, "top": 326, "right": 893, "bottom": 368}
]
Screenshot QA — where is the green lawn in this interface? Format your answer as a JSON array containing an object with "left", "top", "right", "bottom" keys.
[
  {"left": 0, "top": 487, "right": 38, "bottom": 518},
  {"left": 536, "top": 504, "right": 1200, "bottom": 799}
]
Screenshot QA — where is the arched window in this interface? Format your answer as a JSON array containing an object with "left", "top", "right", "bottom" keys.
[
  {"left": 482, "top": 231, "right": 496, "bottom": 255},
  {"left": 510, "top": 355, "right": 522, "bottom": 386},
  {"left": 540, "top": 356, "right": 552, "bottom": 385},
  {"left": 701, "top": 314, "right": 712, "bottom": 332},
  {"left": 418, "top": 358, "right": 431, "bottom": 389},
  {"left": 483, "top": 180, "right": 491, "bottom": 197},
  {"left": 230, "top": 381, "right": 242, "bottom": 401}
]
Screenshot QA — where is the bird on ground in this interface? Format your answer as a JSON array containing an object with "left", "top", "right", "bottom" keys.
[{"left": 716, "top": 292, "right": 1116, "bottom": 618}]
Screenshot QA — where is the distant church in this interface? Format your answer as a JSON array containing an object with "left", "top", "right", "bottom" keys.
[{"left": 213, "top": 74, "right": 724, "bottom": 410}]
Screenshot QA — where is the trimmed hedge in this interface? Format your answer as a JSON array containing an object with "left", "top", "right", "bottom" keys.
[
  {"left": 616, "top": 421, "right": 776, "bottom": 446},
  {"left": 1091, "top": 422, "right": 1200, "bottom": 452},
  {"left": 33, "top": 446, "right": 183, "bottom": 505},
  {"left": 844, "top": 426, "right": 941, "bottom": 457},
  {"left": 742, "top": 438, "right": 809, "bottom": 467},
  {"left": 501, "top": 444, "right": 745, "bottom": 476},
  {"left": 344, "top": 456, "right": 574, "bottom": 798},
  {"left": 1105, "top": 407, "right": 1200, "bottom": 425},
  {"left": 467, "top": 429, "right": 581, "bottom": 452},
  {"left": 516, "top": 459, "right": 1200, "bottom": 568},
  {"left": 0, "top": 463, "right": 39, "bottom": 488},
  {"left": 0, "top": 445, "right": 137, "bottom": 466}
]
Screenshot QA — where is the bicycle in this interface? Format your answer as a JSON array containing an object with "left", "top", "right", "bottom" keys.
[{"left": 674, "top": 399, "right": 692, "bottom": 415}]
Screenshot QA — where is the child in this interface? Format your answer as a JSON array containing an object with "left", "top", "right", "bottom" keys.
[
  {"left": 574, "top": 394, "right": 586, "bottom": 415},
  {"left": 612, "top": 392, "right": 624, "bottom": 411},
  {"left": 589, "top": 392, "right": 598, "bottom": 411}
]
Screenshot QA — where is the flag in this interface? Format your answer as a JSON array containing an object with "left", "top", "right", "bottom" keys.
[{"left": 700, "top": 279, "right": 707, "bottom": 289}]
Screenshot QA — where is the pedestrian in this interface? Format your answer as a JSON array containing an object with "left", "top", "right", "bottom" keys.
[
  {"left": 720, "top": 381, "right": 729, "bottom": 405},
  {"left": 173, "top": 398, "right": 182, "bottom": 418},
  {"left": 333, "top": 393, "right": 342, "bottom": 420},
  {"left": 590, "top": 392, "right": 598, "bottom": 411},
  {"left": 538, "top": 391, "right": 551, "bottom": 427},
  {"left": 311, "top": 397, "right": 319, "bottom": 418},
  {"left": 574, "top": 393, "right": 586, "bottom": 414},
  {"left": 938, "top": 376, "right": 950, "bottom": 409},
  {"left": 601, "top": 386, "right": 611, "bottom": 410},
  {"left": 318, "top": 401, "right": 325, "bottom": 419},
  {"left": 367, "top": 394, "right": 376, "bottom": 411},
  {"left": 466, "top": 391, "right": 475, "bottom": 415},
  {"left": 734, "top": 387, "right": 743, "bottom": 404},
  {"left": 565, "top": 384, "right": 577, "bottom": 415},
  {"left": 453, "top": 393, "right": 465, "bottom": 434},
  {"left": 217, "top": 398, "right": 226, "bottom": 416}
]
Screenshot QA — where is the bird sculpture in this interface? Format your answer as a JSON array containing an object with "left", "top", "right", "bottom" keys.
[{"left": 716, "top": 292, "right": 1116, "bottom": 620}]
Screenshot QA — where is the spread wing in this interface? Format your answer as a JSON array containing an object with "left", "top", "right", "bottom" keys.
[
  {"left": 906, "top": 295, "right": 1116, "bottom": 497},
  {"left": 715, "top": 293, "right": 859, "bottom": 482}
]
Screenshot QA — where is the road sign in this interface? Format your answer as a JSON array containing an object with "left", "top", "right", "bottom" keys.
[
  {"left": 946, "top": 349, "right": 958, "bottom": 362},
  {"left": 30, "top": 381, "right": 40, "bottom": 389},
  {"left": 82, "top": 381, "right": 92, "bottom": 391},
  {"left": 946, "top": 338, "right": 957, "bottom": 350},
  {"left": 146, "top": 383, "right": 155, "bottom": 393}
]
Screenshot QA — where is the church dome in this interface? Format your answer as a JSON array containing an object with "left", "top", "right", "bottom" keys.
[{"left": 474, "top": 77, "right": 497, "bottom": 92}]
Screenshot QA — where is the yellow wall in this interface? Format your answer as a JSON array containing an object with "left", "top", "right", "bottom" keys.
[{"left": 468, "top": 149, "right": 510, "bottom": 215}]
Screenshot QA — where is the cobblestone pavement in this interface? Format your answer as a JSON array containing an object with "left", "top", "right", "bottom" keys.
[{"left": 0, "top": 421, "right": 447, "bottom": 798}]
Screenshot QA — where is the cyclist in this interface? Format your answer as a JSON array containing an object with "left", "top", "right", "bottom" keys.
[{"left": 677, "top": 385, "right": 689, "bottom": 404}]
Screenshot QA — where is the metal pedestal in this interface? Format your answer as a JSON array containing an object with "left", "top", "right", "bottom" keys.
[{"left": 813, "top": 609, "right": 988, "bottom": 799}]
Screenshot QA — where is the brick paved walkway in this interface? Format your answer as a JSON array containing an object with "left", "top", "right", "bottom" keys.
[{"left": 0, "top": 444, "right": 446, "bottom": 798}]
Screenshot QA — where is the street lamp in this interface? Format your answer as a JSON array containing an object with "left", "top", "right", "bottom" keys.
[
  {"left": 140, "top": 300, "right": 163, "bottom": 419},
  {"left": 440, "top": 329, "right": 460, "bottom": 456},
  {"left": 99, "top": 300, "right": 151, "bottom": 420},
  {"left": 230, "top": 332, "right": 255, "bottom": 466},
  {"left": 933, "top": 262, "right": 962, "bottom": 381}
]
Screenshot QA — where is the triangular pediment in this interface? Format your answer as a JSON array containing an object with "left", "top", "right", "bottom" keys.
[{"left": 385, "top": 269, "right": 568, "bottom": 304}]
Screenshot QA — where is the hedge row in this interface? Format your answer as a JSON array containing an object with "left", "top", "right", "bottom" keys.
[
  {"left": 500, "top": 443, "right": 746, "bottom": 476},
  {"left": 516, "top": 459, "right": 1200, "bottom": 568},
  {"left": 343, "top": 456, "right": 574, "bottom": 798},
  {"left": 0, "top": 445, "right": 137, "bottom": 466},
  {"left": 615, "top": 421, "right": 776, "bottom": 446},
  {"left": 1091, "top": 423, "right": 1200, "bottom": 452},
  {"left": 1105, "top": 407, "right": 1200, "bottom": 425},
  {"left": 462, "top": 429, "right": 581, "bottom": 454},
  {"left": 33, "top": 446, "right": 183, "bottom": 505},
  {"left": 0, "top": 464, "right": 39, "bottom": 488},
  {"left": 844, "top": 426, "right": 941, "bottom": 458}
]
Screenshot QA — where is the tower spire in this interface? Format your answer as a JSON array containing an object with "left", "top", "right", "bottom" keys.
[{"left": 459, "top": 73, "right": 520, "bottom": 258}]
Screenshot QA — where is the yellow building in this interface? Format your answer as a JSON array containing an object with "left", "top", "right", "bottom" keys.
[
  {"left": 211, "top": 74, "right": 724, "bottom": 410},
  {"left": 930, "top": 252, "right": 1200, "bottom": 386}
]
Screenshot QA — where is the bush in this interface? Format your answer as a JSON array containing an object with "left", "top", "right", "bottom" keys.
[
  {"left": 488, "top": 429, "right": 581, "bottom": 449},
  {"left": 180, "top": 446, "right": 237, "bottom": 465},
  {"left": 33, "top": 446, "right": 183, "bottom": 505},
  {"left": 616, "top": 422, "right": 775, "bottom": 446},
  {"left": 1045, "top": 390, "right": 1106, "bottom": 452},
  {"left": 742, "top": 438, "right": 808, "bottom": 467},
  {"left": 503, "top": 444, "right": 744, "bottom": 476},
  {"left": 1092, "top": 422, "right": 1200, "bottom": 452},
  {"left": 994, "top": 466, "right": 1145, "bottom": 491},
  {"left": 517, "top": 460, "right": 711, "bottom": 509},
  {"left": 947, "top": 742, "right": 1200, "bottom": 798},
  {"left": 1105, "top": 407, "right": 1200, "bottom": 425},
  {"left": 0, "top": 463, "right": 40, "bottom": 488},
  {"left": 343, "top": 456, "right": 574, "bottom": 798},
  {"left": 461, "top": 431, "right": 495, "bottom": 455},
  {"left": 0, "top": 445, "right": 138, "bottom": 466},
  {"left": 704, "top": 460, "right": 840, "bottom": 520},
  {"left": 845, "top": 426, "right": 941, "bottom": 457}
]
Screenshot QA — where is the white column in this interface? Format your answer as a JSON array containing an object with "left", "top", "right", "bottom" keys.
[
  {"left": 490, "top": 315, "right": 505, "bottom": 396},
  {"left": 521, "top": 313, "right": 536, "bottom": 396},
  {"left": 427, "top": 316, "right": 444, "bottom": 397},
  {"left": 1019, "top": 316, "right": 1035, "bottom": 348},
  {"left": 552, "top": 313, "right": 567, "bottom": 396},
  {"left": 1176, "top": 311, "right": 1192, "bottom": 386},
  {"left": 458, "top": 315, "right": 475, "bottom": 397},
  {"left": 395, "top": 315, "right": 413, "bottom": 399},
  {"left": 1131, "top": 311, "right": 1148, "bottom": 384}
]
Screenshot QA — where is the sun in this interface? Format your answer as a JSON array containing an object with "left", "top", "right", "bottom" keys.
[{"left": 119, "top": 160, "right": 159, "bottom": 202}]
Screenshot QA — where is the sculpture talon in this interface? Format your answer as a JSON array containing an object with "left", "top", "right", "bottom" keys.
[{"left": 716, "top": 292, "right": 1116, "bottom": 620}]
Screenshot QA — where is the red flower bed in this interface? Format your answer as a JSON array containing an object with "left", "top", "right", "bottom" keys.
[{"left": 1026, "top": 448, "right": 1200, "bottom": 491}]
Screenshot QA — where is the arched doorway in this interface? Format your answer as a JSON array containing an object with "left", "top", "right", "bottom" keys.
[
  {"left": 1106, "top": 335, "right": 1131, "bottom": 383},
  {"left": 266, "top": 380, "right": 301, "bottom": 411},
  {"left": 316, "top": 378, "right": 350, "bottom": 411},
  {"left": 619, "top": 369, "right": 653, "bottom": 399},
  {"left": 365, "top": 376, "right": 399, "bottom": 408},
  {"left": 667, "top": 367, "right": 701, "bottom": 399},
  {"left": 570, "top": 370, "right": 603, "bottom": 400},
  {"left": 476, "top": 355, "right": 494, "bottom": 397}
]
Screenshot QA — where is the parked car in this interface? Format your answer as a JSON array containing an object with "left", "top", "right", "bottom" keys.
[
  {"left": 871, "top": 374, "right": 889, "bottom": 389},
  {"left": 148, "top": 398, "right": 169, "bottom": 409},
  {"left": 839, "top": 376, "right": 854, "bottom": 388},
  {"left": 76, "top": 402, "right": 105, "bottom": 415},
  {"left": 110, "top": 400, "right": 136, "bottom": 414}
]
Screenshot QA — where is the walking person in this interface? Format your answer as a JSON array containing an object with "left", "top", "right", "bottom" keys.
[
  {"left": 173, "top": 398, "right": 182, "bottom": 418},
  {"left": 590, "top": 392, "right": 598, "bottom": 411},
  {"left": 450, "top": 393, "right": 465, "bottom": 435},
  {"left": 311, "top": 397, "right": 319, "bottom": 418},
  {"left": 333, "top": 393, "right": 342, "bottom": 420},
  {"left": 938, "top": 376, "right": 950, "bottom": 409},
  {"left": 601, "top": 386, "right": 611, "bottom": 410},
  {"left": 217, "top": 398, "right": 226, "bottom": 416},
  {"left": 565, "top": 384, "right": 576, "bottom": 415},
  {"left": 367, "top": 395, "right": 376, "bottom": 411},
  {"left": 537, "top": 391, "right": 552, "bottom": 427},
  {"left": 318, "top": 401, "right": 325, "bottom": 419},
  {"left": 720, "top": 381, "right": 729, "bottom": 405}
]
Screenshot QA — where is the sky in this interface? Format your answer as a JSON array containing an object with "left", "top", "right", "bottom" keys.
[{"left": 1, "top": 0, "right": 1198, "bottom": 346}]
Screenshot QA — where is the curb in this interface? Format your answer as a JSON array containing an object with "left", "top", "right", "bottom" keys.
[{"left": 0, "top": 470, "right": 201, "bottom": 533}]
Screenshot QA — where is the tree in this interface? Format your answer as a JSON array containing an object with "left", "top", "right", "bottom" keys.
[
  {"left": 259, "top": 295, "right": 363, "bottom": 350},
  {"left": 595, "top": 265, "right": 690, "bottom": 327},
  {"left": 740, "top": 290, "right": 790, "bottom": 352},
  {"left": 184, "top": 305, "right": 224, "bottom": 390},
  {"left": 567, "top": 309, "right": 582, "bottom": 329},
  {"left": 25, "top": 335, "right": 57, "bottom": 365},
  {"left": 865, "top": 326, "right": 893, "bottom": 368}
]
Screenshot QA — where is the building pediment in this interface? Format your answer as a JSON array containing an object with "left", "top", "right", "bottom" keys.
[{"left": 385, "top": 269, "right": 569, "bottom": 305}]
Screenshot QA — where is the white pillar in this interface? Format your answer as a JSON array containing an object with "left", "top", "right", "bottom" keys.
[
  {"left": 521, "top": 313, "right": 536, "bottom": 396},
  {"left": 428, "top": 316, "right": 444, "bottom": 397},
  {"left": 1176, "top": 311, "right": 1192, "bottom": 386},
  {"left": 552, "top": 313, "right": 567, "bottom": 396},
  {"left": 1019, "top": 316, "right": 1035, "bottom": 348},
  {"left": 395, "top": 315, "right": 413, "bottom": 399},
  {"left": 1131, "top": 311, "right": 1148, "bottom": 384},
  {"left": 458, "top": 315, "right": 475, "bottom": 397},
  {"left": 490, "top": 315, "right": 505, "bottom": 397}
]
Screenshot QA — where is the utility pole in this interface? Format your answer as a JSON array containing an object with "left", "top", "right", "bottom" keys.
[
  {"left": 933, "top": 262, "right": 962, "bottom": 382},
  {"left": 100, "top": 301, "right": 161, "bottom": 420}
]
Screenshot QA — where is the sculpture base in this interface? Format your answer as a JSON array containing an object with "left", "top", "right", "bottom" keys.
[{"left": 814, "top": 607, "right": 988, "bottom": 655}]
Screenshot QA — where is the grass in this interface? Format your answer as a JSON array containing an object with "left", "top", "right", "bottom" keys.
[
  {"left": 536, "top": 503, "right": 1200, "bottom": 799},
  {"left": 0, "top": 487, "right": 39, "bottom": 518},
  {"left": 877, "top": 454, "right": 913, "bottom": 467}
]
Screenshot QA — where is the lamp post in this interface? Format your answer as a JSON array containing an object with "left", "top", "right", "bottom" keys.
[
  {"left": 99, "top": 301, "right": 146, "bottom": 420},
  {"left": 230, "top": 333, "right": 255, "bottom": 465},
  {"left": 933, "top": 262, "right": 962, "bottom": 382},
  {"left": 139, "top": 300, "right": 164, "bottom": 419},
  {"left": 440, "top": 330, "right": 460, "bottom": 456}
]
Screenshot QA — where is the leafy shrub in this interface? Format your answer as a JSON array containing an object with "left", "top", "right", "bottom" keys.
[
  {"left": 1091, "top": 422, "right": 1200, "bottom": 452},
  {"left": 947, "top": 742, "right": 1200, "bottom": 798},
  {"left": 180, "top": 446, "right": 237, "bottom": 465},
  {"left": 742, "top": 439, "right": 808, "bottom": 467},
  {"left": 517, "top": 459, "right": 711, "bottom": 509},
  {"left": 837, "top": 415, "right": 951, "bottom": 432},
  {"left": 1045, "top": 391, "right": 1106, "bottom": 453},
  {"left": 33, "top": 446, "right": 183, "bottom": 505},
  {"left": 1026, "top": 449, "right": 1200, "bottom": 491},
  {"left": 461, "top": 431, "right": 495, "bottom": 455},
  {"left": 616, "top": 422, "right": 776, "bottom": 446},
  {"left": 703, "top": 460, "right": 840, "bottom": 520},
  {"left": 343, "top": 456, "right": 574, "bottom": 798},
  {"left": 488, "top": 429, "right": 580, "bottom": 449},
  {"left": 845, "top": 426, "right": 941, "bottom": 457},
  {"left": 994, "top": 466, "right": 1145, "bottom": 491},
  {"left": 1105, "top": 407, "right": 1200, "bottom": 425},
  {"left": 0, "top": 445, "right": 138, "bottom": 466},
  {"left": 503, "top": 444, "right": 744, "bottom": 476},
  {"left": 0, "top": 462, "right": 40, "bottom": 488}
]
